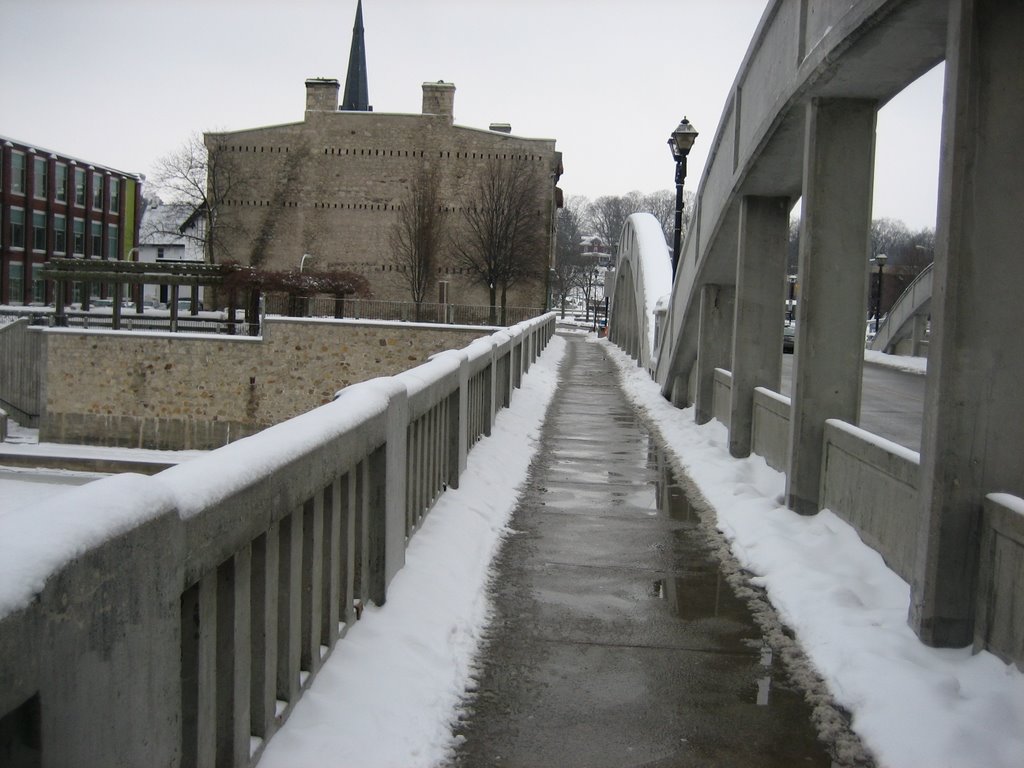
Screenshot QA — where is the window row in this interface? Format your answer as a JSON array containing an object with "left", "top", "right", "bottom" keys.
[
  {"left": 5, "top": 152, "right": 121, "bottom": 211},
  {"left": 6, "top": 262, "right": 45, "bottom": 304},
  {"left": 6, "top": 209, "right": 118, "bottom": 258},
  {"left": 5, "top": 263, "right": 113, "bottom": 305}
]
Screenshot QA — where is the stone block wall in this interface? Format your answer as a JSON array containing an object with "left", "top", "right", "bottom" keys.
[
  {"left": 40, "top": 318, "right": 489, "bottom": 449},
  {"left": 206, "top": 97, "right": 560, "bottom": 308}
]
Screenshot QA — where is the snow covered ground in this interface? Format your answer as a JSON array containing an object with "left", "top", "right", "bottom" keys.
[
  {"left": 3, "top": 332, "right": 1019, "bottom": 767},
  {"left": 261, "top": 331, "right": 1021, "bottom": 768},
  {"left": 864, "top": 349, "right": 927, "bottom": 376}
]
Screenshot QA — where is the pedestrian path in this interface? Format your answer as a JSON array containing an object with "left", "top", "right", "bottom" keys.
[{"left": 451, "top": 334, "right": 851, "bottom": 768}]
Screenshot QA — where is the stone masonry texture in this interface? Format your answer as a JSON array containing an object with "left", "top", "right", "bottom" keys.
[
  {"left": 40, "top": 319, "right": 489, "bottom": 450},
  {"left": 205, "top": 81, "right": 562, "bottom": 309}
]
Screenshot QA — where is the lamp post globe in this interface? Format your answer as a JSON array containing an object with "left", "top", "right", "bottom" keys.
[{"left": 668, "top": 117, "right": 698, "bottom": 277}]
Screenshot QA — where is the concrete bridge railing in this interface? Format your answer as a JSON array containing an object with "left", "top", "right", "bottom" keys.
[
  {"left": 0, "top": 313, "right": 554, "bottom": 767},
  {"left": 0, "top": 318, "right": 43, "bottom": 426},
  {"left": 610, "top": 0, "right": 1024, "bottom": 659},
  {"left": 711, "top": 367, "right": 1024, "bottom": 671}
]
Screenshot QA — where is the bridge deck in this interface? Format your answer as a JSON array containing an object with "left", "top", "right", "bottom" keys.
[{"left": 450, "top": 333, "right": 861, "bottom": 767}]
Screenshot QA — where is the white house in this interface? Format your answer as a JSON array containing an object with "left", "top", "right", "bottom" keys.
[{"left": 138, "top": 197, "right": 206, "bottom": 305}]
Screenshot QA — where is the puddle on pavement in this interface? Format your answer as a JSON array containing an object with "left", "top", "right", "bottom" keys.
[{"left": 646, "top": 441, "right": 864, "bottom": 767}]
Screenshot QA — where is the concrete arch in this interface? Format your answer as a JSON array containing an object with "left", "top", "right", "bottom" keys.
[
  {"left": 651, "top": 0, "right": 1024, "bottom": 651},
  {"left": 607, "top": 213, "right": 673, "bottom": 372},
  {"left": 655, "top": 0, "right": 947, "bottom": 397},
  {"left": 869, "top": 262, "right": 933, "bottom": 355}
]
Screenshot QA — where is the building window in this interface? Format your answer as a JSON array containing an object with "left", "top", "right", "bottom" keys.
[
  {"left": 32, "top": 211, "right": 47, "bottom": 251},
  {"left": 31, "top": 263, "right": 45, "bottom": 303},
  {"left": 8, "top": 263, "right": 24, "bottom": 303},
  {"left": 107, "top": 224, "right": 118, "bottom": 259},
  {"left": 110, "top": 178, "right": 120, "bottom": 212},
  {"left": 92, "top": 172, "right": 103, "bottom": 210},
  {"left": 9, "top": 208, "right": 25, "bottom": 249},
  {"left": 157, "top": 246, "right": 165, "bottom": 260},
  {"left": 11, "top": 152, "right": 26, "bottom": 194},
  {"left": 55, "top": 164, "right": 68, "bottom": 203},
  {"left": 33, "top": 157, "right": 47, "bottom": 199},
  {"left": 54, "top": 214, "right": 66, "bottom": 253},
  {"left": 73, "top": 218, "right": 85, "bottom": 255},
  {"left": 72, "top": 281, "right": 83, "bottom": 304},
  {"left": 74, "top": 168, "right": 86, "bottom": 206},
  {"left": 90, "top": 221, "right": 102, "bottom": 256}
]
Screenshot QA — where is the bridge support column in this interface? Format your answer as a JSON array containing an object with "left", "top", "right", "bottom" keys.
[
  {"left": 786, "top": 98, "right": 875, "bottom": 515},
  {"left": 910, "top": 0, "right": 1024, "bottom": 648},
  {"left": 694, "top": 284, "right": 734, "bottom": 425},
  {"left": 729, "top": 196, "right": 790, "bottom": 457}
]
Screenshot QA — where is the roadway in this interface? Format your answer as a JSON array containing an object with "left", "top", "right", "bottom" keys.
[{"left": 781, "top": 355, "right": 926, "bottom": 452}]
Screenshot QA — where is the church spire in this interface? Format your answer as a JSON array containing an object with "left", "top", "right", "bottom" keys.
[{"left": 341, "top": 0, "right": 371, "bottom": 111}]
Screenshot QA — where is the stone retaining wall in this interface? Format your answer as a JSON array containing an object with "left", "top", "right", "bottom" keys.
[{"left": 41, "top": 318, "right": 490, "bottom": 449}]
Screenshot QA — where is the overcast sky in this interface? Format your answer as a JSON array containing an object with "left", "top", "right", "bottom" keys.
[{"left": 1, "top": 0, "right": 943, "bottom": 230}]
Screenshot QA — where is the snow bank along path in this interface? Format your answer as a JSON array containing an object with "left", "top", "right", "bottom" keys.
[{"left": 602, "top": 337, "right": 1024, "bottom": 768}]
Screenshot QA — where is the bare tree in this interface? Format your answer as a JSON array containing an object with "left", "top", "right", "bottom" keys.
[
  {"left": 586, "top": 194, "right": 638, "bottom": 252},
  {"left": 453, "top": 156, "right": 547, "bottom": 324},
  {"left": 390, "top": 165, "right": 446, "bottom": 319},
  {"left": 552, "top": 196, "right": 589, "bottom": 317},
  {"left": 151, "top": 132, "right": 246, "bottom": 263},
  {"left": 870, "top": 217, "right": 912, "bottom": 260}
]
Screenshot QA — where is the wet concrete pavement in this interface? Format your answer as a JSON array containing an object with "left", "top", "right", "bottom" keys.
[{"left": 451, "top": 334, "right": 866, "bottom": 768}]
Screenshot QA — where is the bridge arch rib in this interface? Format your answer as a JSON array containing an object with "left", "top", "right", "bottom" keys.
[
  {"left": 607, "top": 213, "right": 673, "bottom": 372},
  {"left": 869, "top": 262, "right": 933, "bottom": 355},
  {"left": 644, "top": 0, "right": 1024, "bottom": 658}
]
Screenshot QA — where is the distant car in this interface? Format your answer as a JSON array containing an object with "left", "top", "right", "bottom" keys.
[{"left": 783, "top": 323, "right": 795, "bottom": 353}]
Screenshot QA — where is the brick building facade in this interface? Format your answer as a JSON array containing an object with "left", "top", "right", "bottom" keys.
[
  {"left": 0, "top": 136, "right": 143, "bottom": 306},
  {"left": 205, "top": 79, "right": 562, "bottom": 308}
]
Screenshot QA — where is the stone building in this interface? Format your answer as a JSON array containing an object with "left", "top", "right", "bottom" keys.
[{"left": 205, "top": 2, "right": 562, "bottom": 309}]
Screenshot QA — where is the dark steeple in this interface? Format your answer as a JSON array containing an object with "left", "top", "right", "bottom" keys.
[{"left": 341, "top": 0, "right": 371, "bottom": 111}]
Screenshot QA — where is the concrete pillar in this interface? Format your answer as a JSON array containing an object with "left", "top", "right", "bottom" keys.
[
  {"left": 786, "top": 98, "right": 876, "bottom": 515},
  {"left": 693, "top": 284, "right": 734, "bottom": 425},
  {"left": 729, "top": 196, "right": 790, "bottom": 457},
  {"left": 670, "top": 373, "right": 689, "bottom": 408},
  {"left": 300, "top": 497, "right": 323, "bottom": 674},
  {"left": 276, "top": 509, "right": 302, "bottom": 704},
  {"left": 909, "top": 0, "right": 1024, "bottom": 648}
]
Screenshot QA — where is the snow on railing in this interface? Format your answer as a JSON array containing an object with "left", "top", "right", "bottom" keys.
[{"left": 0, "top": 313, "right": 555, "bottom": 767}]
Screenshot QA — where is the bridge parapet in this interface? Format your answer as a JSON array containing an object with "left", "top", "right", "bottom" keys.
[
  {"left": 607, "top": 213, "right": 673, "bottom": 372},
  {"left": 0, "top": 313, "right": 555, "bottom": 767},
  {"left": 869, "top": 262, "right": 933, "bottom": 355}
]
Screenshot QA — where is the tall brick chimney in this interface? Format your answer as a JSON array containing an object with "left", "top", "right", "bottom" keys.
[
  {"left": 422, "top": 81, "right": 455, "bottom": 123},
  {"left": 305, "top": 78, "right": 340, "bottom": 113}
]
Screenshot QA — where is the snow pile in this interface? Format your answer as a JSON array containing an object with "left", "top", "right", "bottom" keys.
[
  {"left": 0, "top": 473, "right": 176, "bottom": 618},
  {"left": 258, "top": 334, "right": 566, "bottom": 768},
  {"left": 865, "top": 349, "right": 927, "bottom": 375},
  {"left": 601, "top": 337, "right": 1024, "bottom": 768},
  {"left": 158, "top": 382, "right": 390, "bottom": 517}
]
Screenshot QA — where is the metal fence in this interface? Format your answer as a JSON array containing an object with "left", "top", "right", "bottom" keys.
[
  {"left": 1, "top": 299, "right": 546, "bottom": 336},
  {"left": 266, "top": 295, "right": 544, "bottom": 327}
]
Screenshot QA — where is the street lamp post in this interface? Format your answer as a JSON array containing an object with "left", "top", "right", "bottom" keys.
[
  {"left": 668, "top": 117, "right": 699, "bottom": 276},
  {"left": 873, "top": 253, "right": 887, "bottom": 334}
]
